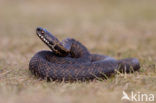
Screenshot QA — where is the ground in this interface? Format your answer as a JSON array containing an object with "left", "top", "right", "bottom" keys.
[{"left": 0, "top": 0, "right": 156, "bottom": 103}]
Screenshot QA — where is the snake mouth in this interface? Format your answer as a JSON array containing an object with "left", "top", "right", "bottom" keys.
[
  {"left": 36, "top": 27, "right": 51, "bottom": 45},
  {"left": 36, "top": 27, "right": 69, "bottom": 56},
  {"left": 36, "top": 27, "right": 62, "bottom": 54}
]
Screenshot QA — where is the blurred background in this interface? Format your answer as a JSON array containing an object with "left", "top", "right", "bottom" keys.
[{"left": 0, "top": 0, "right": 156, "bottom": 103}]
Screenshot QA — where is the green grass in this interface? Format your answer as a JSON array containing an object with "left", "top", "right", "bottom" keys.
[{"left": 0, "top": 0, "right": 156, "bottom": 103}]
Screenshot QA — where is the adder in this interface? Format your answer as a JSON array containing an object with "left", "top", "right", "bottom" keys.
[{"left": 29, "top": 27, "right": 140, "bottom": 81}]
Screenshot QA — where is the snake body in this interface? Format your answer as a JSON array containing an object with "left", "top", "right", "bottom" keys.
[{"left": 29, "top": 27, "right": 140, "bottom": 81}]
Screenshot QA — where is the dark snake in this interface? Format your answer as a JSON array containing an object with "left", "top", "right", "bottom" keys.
[{"left": 29, "top": 27, "right": 140, "bottom": 81}]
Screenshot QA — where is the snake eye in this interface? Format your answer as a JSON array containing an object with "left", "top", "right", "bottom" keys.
[{"left": 41, "top": 30, "right": 44, "bottom": 34}]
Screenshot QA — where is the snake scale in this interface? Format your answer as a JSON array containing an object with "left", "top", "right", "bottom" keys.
[{"left": 29, "top": 27, "right": 140, "bottom": 81}]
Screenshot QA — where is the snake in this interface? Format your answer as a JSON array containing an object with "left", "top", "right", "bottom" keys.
[{"left": 29, "top": 27, "right": 140, "bottom": 81}]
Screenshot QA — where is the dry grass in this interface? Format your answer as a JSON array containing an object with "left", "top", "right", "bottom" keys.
[{"left": 0, "top": 0, "right": 156, "bottom": 103}]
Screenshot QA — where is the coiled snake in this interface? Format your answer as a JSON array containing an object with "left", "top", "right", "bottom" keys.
[{"left": 29, "top": 27, "right": 140, "bottom": 81}]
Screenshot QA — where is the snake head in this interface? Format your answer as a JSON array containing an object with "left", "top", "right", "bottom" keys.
[
  {"left": 36, "top": 27, "right": 69, "bottom": 56},
  {"left": 36, "top": 27, "right": 60, "bottom": 49}
]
